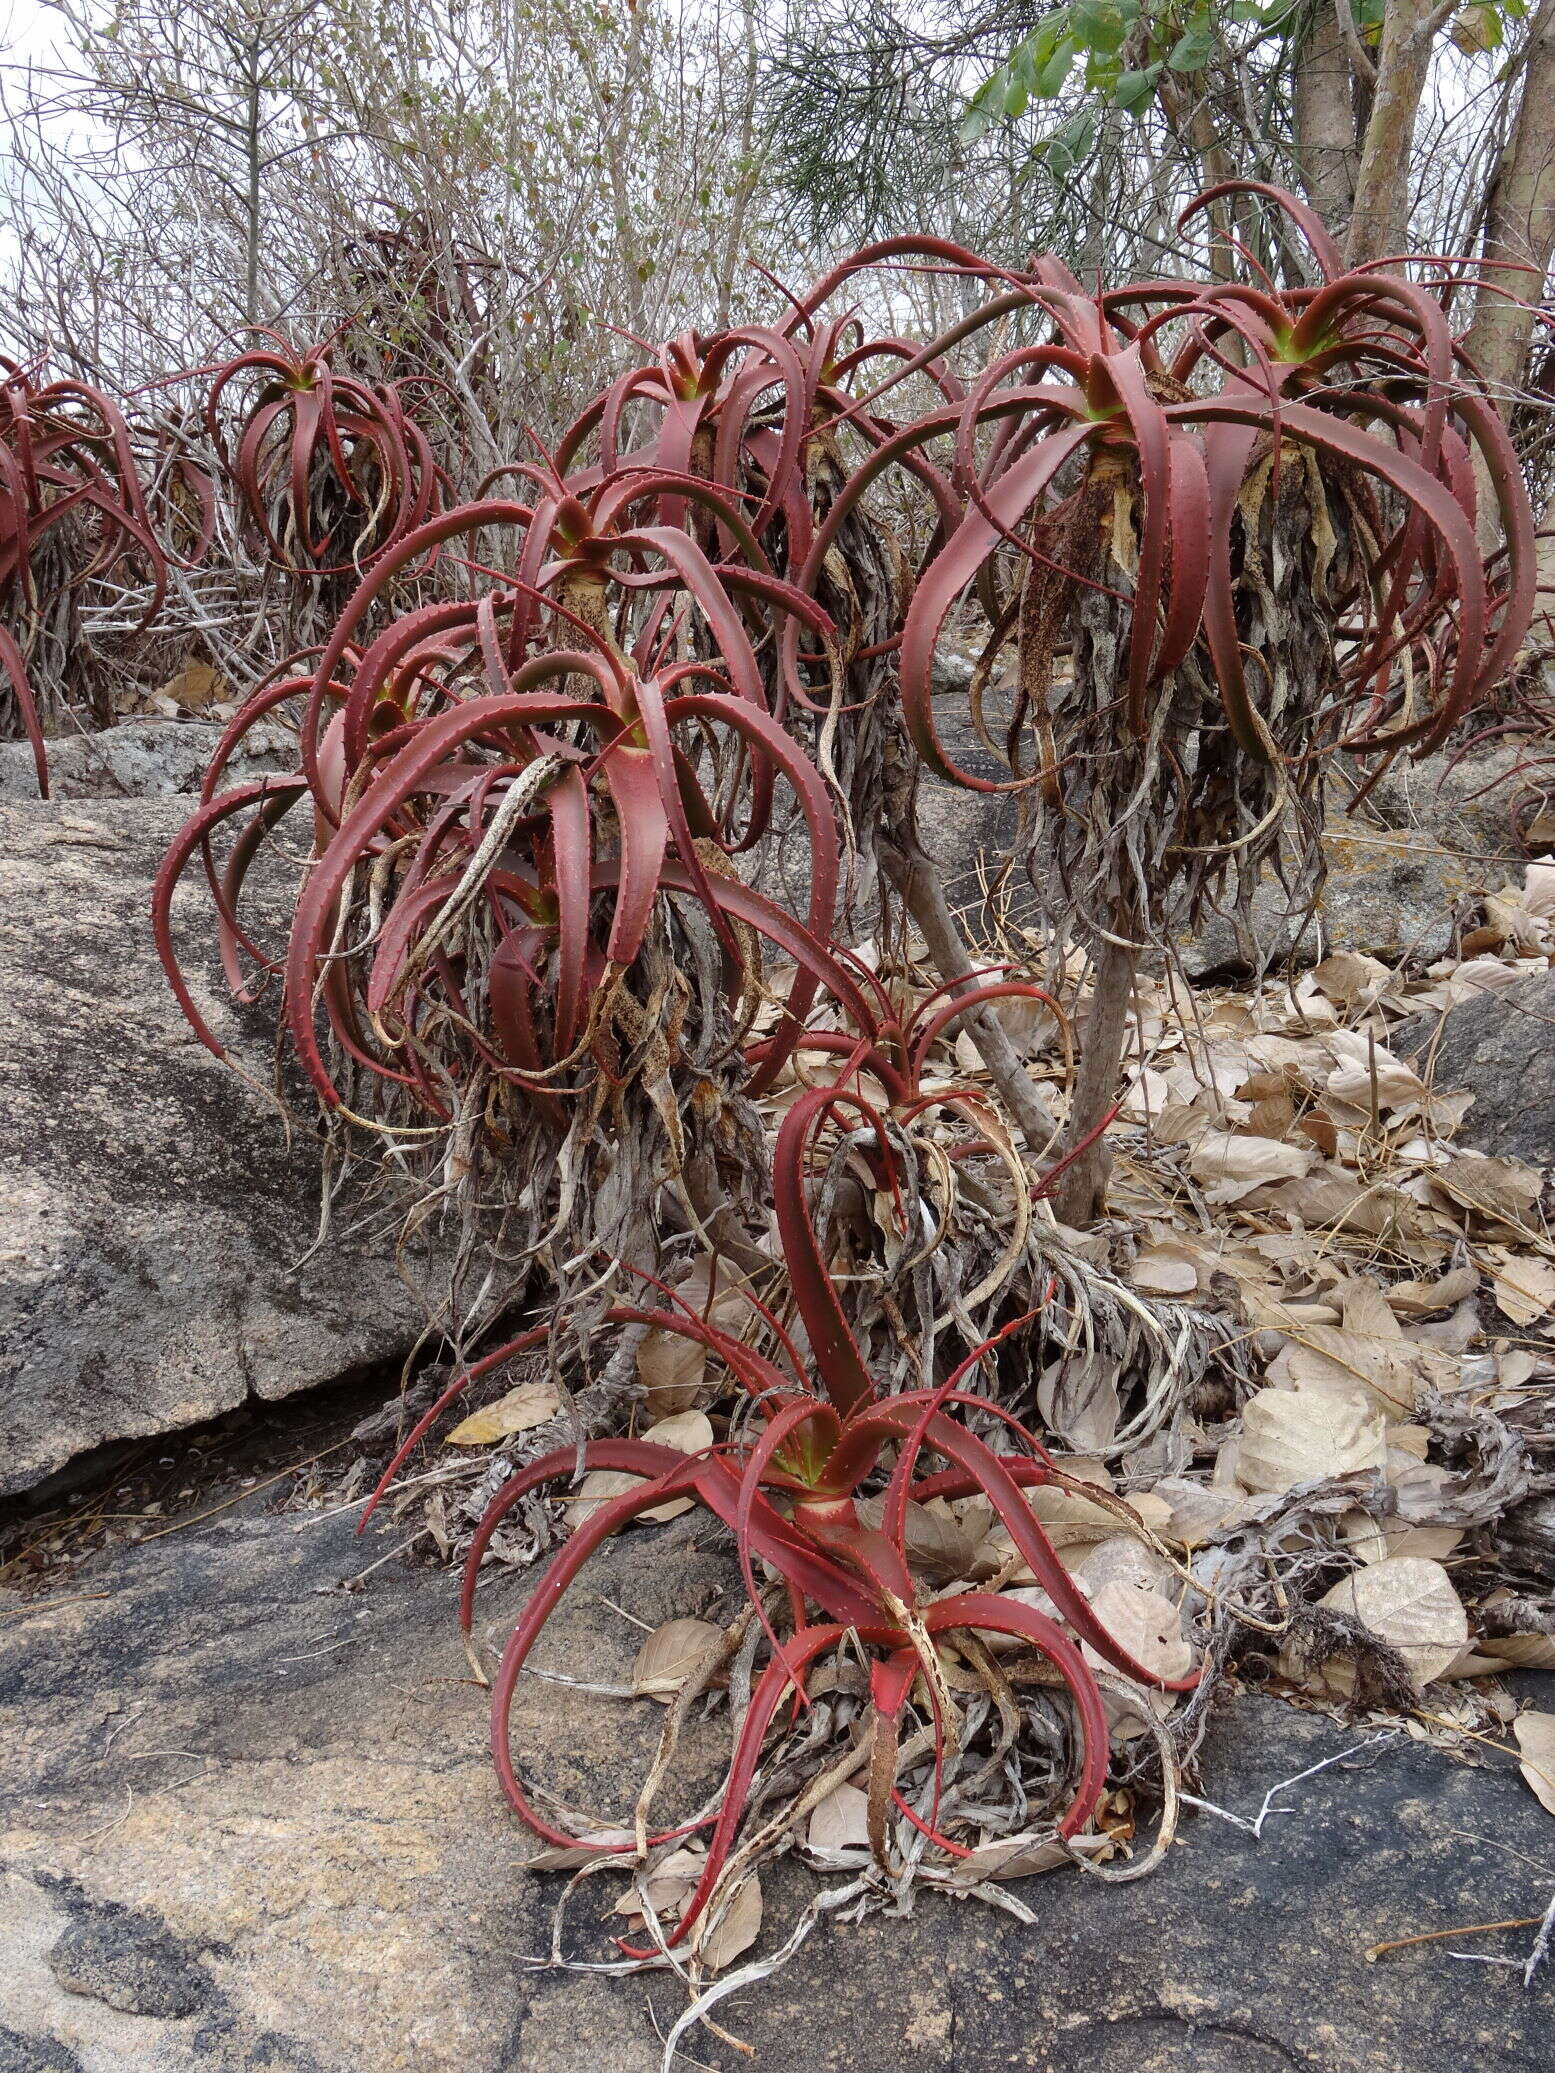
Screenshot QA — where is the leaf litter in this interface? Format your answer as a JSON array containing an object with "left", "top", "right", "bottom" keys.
[{"left": 346, "top": 858, "right": 1555, "bottom": 2021}]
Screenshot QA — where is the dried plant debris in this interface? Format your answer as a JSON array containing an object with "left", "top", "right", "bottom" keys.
[{"left": 320, "top": 866, "right": 1555, "bottom": 2036}]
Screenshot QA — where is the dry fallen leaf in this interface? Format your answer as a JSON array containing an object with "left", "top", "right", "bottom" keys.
[
  {"left": 1081, "top": 1580, "right": 1194, "bottom": 1685},
  {"left": 636, "top": 1265, "right": 749, "bottom": 1416},
  {"left": 521, "top": 1828, "right": 634, "bottom": 1870},
  {"left": 1428, "top": 1154, "right": 1543, "bottom": 1234},
  {"left": 637, "top": 1327, "right": 708, "bottom": 1421},
  {"left": 1236, "top": 1384, "right": 1388, "bottom": 1495},
  {"left": 1024, "top": 1471, "right": 1117, "bottom": 1550},
  {"left": 1036, "top": 1352, "right": 1121, "bottom": 1452},
  {"left": 1339, "top": 1509, "right": 1463, "bottom": 1567},
  {"left": 611, "top": 1844, "right": 705, "bottom": 1920},
  {"left": 1130, "top": 1239, "right": 1201, "bottom": 1296},
  {"left": 857, "top": 1495, "right": 984, "bottom": 1580},
  {"left": 1077, "top": 1533, "right": 1176, "bottom": 1599},
  {"left": 977, "top": 1584, "right": 1064, "bottom": 1659},
  {"left": 1513, "top": 1711, "right": 1555, "bottom": 1819},
  {"left": 991, "top": 989, "right": 1058, "bottom": 1054},
  {"left": 638, "top": 1410, "right": 715, "bottom": 1522},
  {"left": 1265, "top": 1323, "right": 1450, "bottom": 1423},
  {"left": 157, "top": 660, "right": 224, "bottom": 710},
  {"left": 1149, "top": 1476, "right": 1249, "bottom": 1547},
  {"left": 1482, "top": 1634, "right": 1555, "bottom": 1672},
  {"left": 1302, "top": 1555, "right": 1468, "bottom": 1694},
  {"left": 961, "top": 1837, "right": 1066, "bottom": 1881},
  {"left": 566, "top": 1467, "right": 649, "bottom": 1529},
  {"left": 1484, "top": 1249, "right": 1555, "bottom": 1328},
  {"left": 1384, "top": 1265, "right": 1479, "bottom": 1321},
  {"left": 568, "top": 1410, "right": 715, "bottom": 1529},
  {"left": 1322, "top": 1035, "right": 1427, "bottom": 1114},
  {"left": 631, "top": 1618, "right": 724, "bottom": 1702},
  {"left": 805, "top": 1781, "right": 871, "bottom": 1853},
  {"left": 644, "top": 1409, "right": 715, "bottom": 1452},
  {"left": 1310, "top": 951, "right": 1392, "bottom": 1010},
  {"left": 693, "top": 1872, "right": 762, "bottom": 1971},
  {"left": 1438, "top": 1647, "right": 1507, "bottom": 1680},
  {"left": 446, "top": 1379, "right": 560, "bottom": 1445},
  {"left": 1187, "top": 1131, "right": 1314, "bottom": 1203}
]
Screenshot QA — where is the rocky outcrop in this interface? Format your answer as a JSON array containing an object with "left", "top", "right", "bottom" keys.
[
  {"left": 0, "top": 796, "right": 437, "bottom": 1497},
  {"left": 0, "top": 1482, "right": 1547, "bottom": 2073},
  {"left": 1175, "top": 747, "right": 1526, "bottom": 979},
  {"left": 0, "top": 718, "right": 291, "bottom": 802},
  {"left": 1393, "top": 967, "right": 1555, "bottom": 1165},
  {"left": 915, "top": 687, "right": 1532, "bottom": 978}
]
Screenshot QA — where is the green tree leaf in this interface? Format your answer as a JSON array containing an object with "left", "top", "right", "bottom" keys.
[
  {"left": 1113, "top": 60, "right": 1163, "bottom": 110},
  {"left": 1036, "top": 34, "right": 1077, "bottom": 95},
  {"left": 1033, "top": 106, "right": 1098, "bottom": 178},
  {"left": 1168, "top": 15, "right": 1219, "bottom": 68}
]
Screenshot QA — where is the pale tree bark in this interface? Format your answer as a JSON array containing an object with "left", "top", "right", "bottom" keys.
[
  {"left": 714, "top": 0, "right": 764, "bottom": 326},
  {"left": 1156, "top": 76, "right": 1238, "bottom": 279},
  {"left": 1463, "top": 0, "right": 1555, "bottom": 421},
  {"left": 1345, "top": 0, "right": 1441, "bottom": 264},
  {"left": 1048, "top": 928, "right": 1136, "bottom": 1230},
  {"left": 1292, "top": 0, "right": 1363, "bottom": 234}
]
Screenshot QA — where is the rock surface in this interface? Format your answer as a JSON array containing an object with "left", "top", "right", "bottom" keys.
[
  {"left": 0, "top": 796, "right": 437, "bottom": 1497},
  {"left": 1177, "top": 747, "right": 1523, "bottom": 979},
  {"left": 0, "top": 1482, "right": 1549, "bottom": 2073},
  {"left": 48, "top": 1905, "right": 212, "bottom": 2019},
  {"left": 915, "top": 677, "right": 1532, "bottom": 976},
  {"left": 1393, "top": 968, "right": 1555, "bottom": 1164},
  {"left": 0, "top": 718, "right": 291, "bottom": 802}
]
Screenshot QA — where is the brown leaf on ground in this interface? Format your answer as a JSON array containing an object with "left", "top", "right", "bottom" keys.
[
  {"left": 1513, "top": 1711, "right": 1555, "bottom": 1819},
  {"left": 1237, "top": 1384, "right": 1389, "bottom": 1494},
  {"left": 631, "top": 1617, "right": 725, "bottom": 1702},
  {"left": 1300, "top": 1556, "right": 1468, "bottom": 1695},
  {"left": 446, "top": 1380, "right": 560, "bottom": 1445},
  {"left": 694, "top": 1872, "right": 763, "bottom": 1971},
  {"left": 1427, "top": 1155, "right": 1543, "bottom": 1235},
  {"left": 806, "top": 1782, "right": 871, "bottom": 1853},
  {"left": 1483, "top": 1249, "right": 1555, "bottom": 1328}
]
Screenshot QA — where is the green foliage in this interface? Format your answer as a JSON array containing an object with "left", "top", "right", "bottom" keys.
[{"left": 963, "top": 0, "right": 1531, "bottom": 149}]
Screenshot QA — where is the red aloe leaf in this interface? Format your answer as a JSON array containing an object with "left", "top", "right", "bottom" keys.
[
  {"left": 154, "top": 779, "right": 309, "bottom": 1059},
  {"left": 598, "top": 741, "right": 671, "bottom": 966},
  {"left": 922, "top": 1592, "right": 1109, "bottom": 1838},
  {"left": 0, "top": 621, "right": 48, "bottom": 796},
  {"left": 772, "top": 1084, "right": 882, "bottom": 1419},
  {"left": 899, "top": 422, "right": 1093, "bottom": 788}
]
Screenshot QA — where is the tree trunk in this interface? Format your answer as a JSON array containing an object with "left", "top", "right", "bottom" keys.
[
  {"left": 879, "top": 835, "right": 1064, "bottom": 1160},
  {"left": 878, "top": 736, "right": 1063, "bottom": 1163},
  {"left": 1463, "top": 0, "right": 1555, "bottom": 492},
  {"left": 1157, "top": 78, "right": 1237, "bottom": 279},
  {"left": 243, "top": 36, "right": 263, "bottom": 324},
  {"left": 1345, "top": 0, "right": 1437, "bottom": 264},
  {"left": 1292, "top": 0, "right": 1362, "bottom": 234},
  {"left": 1049, "top": 925, "right": 1138, "bottom": 1229}
]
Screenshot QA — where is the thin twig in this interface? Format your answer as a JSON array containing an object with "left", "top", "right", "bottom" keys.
[
  {"left": 1366, "top": 1915, "right": 1544, "bottom": 1961},
  {"left": 1179, "top": 1733, "right": 1400, "bottom": 1839}
]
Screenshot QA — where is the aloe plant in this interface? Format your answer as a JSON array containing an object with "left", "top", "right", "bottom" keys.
[
  {"left": 205, "top": 332, "right": 448, "bottom": 576},
  {"left": 152, "top": 486, "right": 861, "bottom": 1295},
  {"left": 848, "top": 187, "right": 1536, "bottom": 1220},
  {"left": 0, "top": 358, "right": 172, "bottom": 789},
  {"left": 358, "top": 1252, "right": 1196, "bottom": 1914},
  {"left": 155, "top": 188, "right": 1536, "bottom": 1955}
]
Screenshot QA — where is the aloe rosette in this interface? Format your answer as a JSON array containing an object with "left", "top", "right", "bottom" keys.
[
  {"left": 0, "top": 359, "right": 172, "bottom": 791},
  {"left": 206, "top": 332, "right": 448, "bottom": 575},
  {"left": 357, "top": 1272, "right": 1197, "bottom": 1931}
]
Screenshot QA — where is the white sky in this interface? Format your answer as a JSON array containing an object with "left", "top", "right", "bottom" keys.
[{"left": 2, "top": 2, "right": 74, "bottom": 72}]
